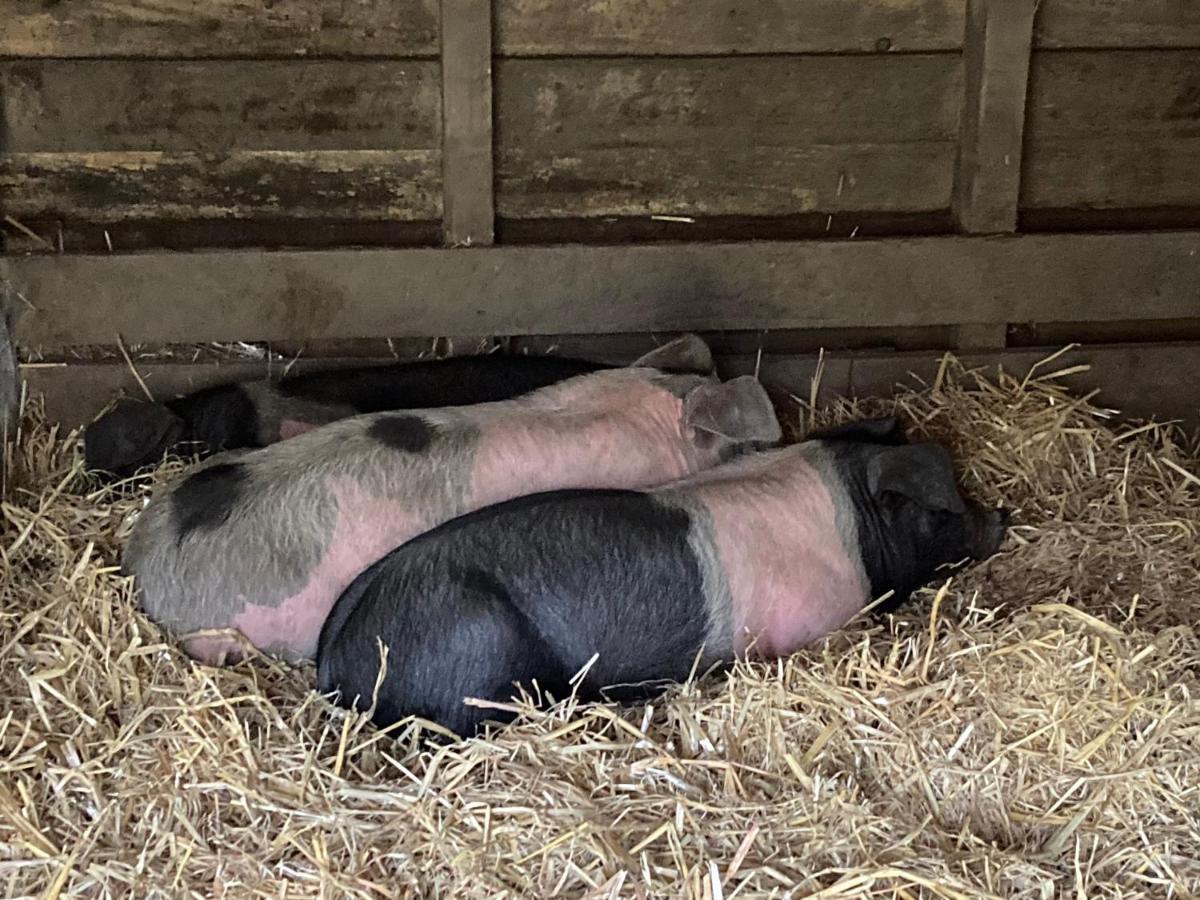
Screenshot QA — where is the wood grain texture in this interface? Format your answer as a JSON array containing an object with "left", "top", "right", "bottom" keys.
[
  {"left": 495, "top": 56, "right": 961, "bottom": 218},
  {"left": 1022, "top": 50, "right": 1200, "bottom": 209},
  {"left": 440, "top": 0, "right": 496, "bottom": 246},
  {"left": 1, "top": 61, "right": 441, "bottom": 153},
  {"left": 5, "top": 234, "right": 1199, "bottom": 347},
  {"left": 1, "top": 151, "right": 442, "bottom": 224},
  {"left": 495, "top": 0, "right": 965, "bottom": 55},
  {"left": 1035, "top": 0, "right": 1200, "bottom": 49},
  {"left": 0, "top": 0, "right": 439, "bottom": 58},
  {"left": 24, "top": 344, "right": 1200, "bottom": 434},
  {"left": 952, "top": 0, "right": 1037, "bottom": 234}
]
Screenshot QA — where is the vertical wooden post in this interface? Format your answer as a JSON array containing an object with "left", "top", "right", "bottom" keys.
[
  {"left": 440, "top": 0, "right": 495, "bottom": 246},
  {"left": 952, "top": 0, "right": 1038, "bottom": 235},
  {"left": 951, "top": 0, "right": 1037, "bottom": 350}
]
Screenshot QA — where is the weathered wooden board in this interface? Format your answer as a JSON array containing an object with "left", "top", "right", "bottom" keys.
[
  {"left": 495, "top": 0, "right": 965, "bottom": 55},
  {"left": 22, "top": 343, "right": 1200, "bottom": 434},
  {"left": 495, "top": 57, "right": 960, "bottom": 218},
  {"left": 1, "top": 151, "right": 442, "bottom": 224},
  {"left": 4, "top": 234, "right": 1199, "bottom": 347},
  {"left": 441, "top": 0, "right": 496, "bottom": 246},
  {"left": 1022, "top": 51, "right": 1200, "bottom": 209},
  {"left": 1, "top": 61, "right": 441, "bottom": 153},
  {"left": 0, "top": 0, "right": 439, "bottom": 58},
  {"left": 1036, "top": 0, "right": 1200, "bottom": 50},
  {"left": 952, "top": 0, "right": 1037, "bottom": 234}
]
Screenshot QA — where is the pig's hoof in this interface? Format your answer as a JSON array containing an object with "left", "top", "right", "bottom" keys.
[{"left": 181, "top": 630, "right": 249, "bottom": 666}]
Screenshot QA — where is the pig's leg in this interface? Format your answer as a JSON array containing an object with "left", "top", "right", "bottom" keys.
[{"left": 319, "top": 561, "right": 570, "bottom": 737}]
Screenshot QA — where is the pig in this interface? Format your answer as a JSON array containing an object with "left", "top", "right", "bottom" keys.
[
  {"left": 316, "top": 418, "right": 1009, "bottom": 737},
  {"left": 85, "top": 353, "right": 613, "bottom": 480},
  {"left": 123, "top": 335, "right": 783, "bottom": 665}
]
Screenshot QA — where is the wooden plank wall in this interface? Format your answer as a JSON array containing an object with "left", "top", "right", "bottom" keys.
[
  {"left": 0, "top": 1, "right": 444, "bottom": 253},
  {"left": 1, "top": 0, "right": 1199, "bottom": 432},
  {"left": 3, "top": 1, "right": 1199, "bottom": 249}
]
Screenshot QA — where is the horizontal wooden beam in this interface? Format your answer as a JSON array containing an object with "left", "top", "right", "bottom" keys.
[
  {"left": 4, "top": 233, "right": 1200, "bottom": 347},
  {"left": 20, "top": 343, "right": 1200, "bottom": 435}
]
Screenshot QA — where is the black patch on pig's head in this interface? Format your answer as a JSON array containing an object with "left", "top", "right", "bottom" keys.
[
  {"left": 825, "top": 440, "right": 1008, "bottom": 611},
  {"left": 84, "top": 400, "right": 186, "bottom": 478},
  {"left": 368, "top": 414, "right": 435, "bottom": 453},
  {"left": 171, "top": 462, "right": 251, "bottom": 536}
]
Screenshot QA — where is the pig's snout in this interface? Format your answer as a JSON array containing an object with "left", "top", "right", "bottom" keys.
[{"left": 966, "top": 504, "right": 1009, "bottom": 559}]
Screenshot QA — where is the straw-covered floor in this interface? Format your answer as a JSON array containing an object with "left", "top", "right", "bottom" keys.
[{"left": 2, "top": 354, "right": 1198, "bottom": 898}]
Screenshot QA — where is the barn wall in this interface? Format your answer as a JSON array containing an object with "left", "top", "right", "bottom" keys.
[{"left": 1, "top": 0, "right": 1198, "bottom": 429}]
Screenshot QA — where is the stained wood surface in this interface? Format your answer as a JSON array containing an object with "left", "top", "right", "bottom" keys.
[
  {"left": 22, "top": 343, "right": 1200, "bottom": 435},
  {"left": 1022, "top": 50, "right": 1200, "bottom": 209},
  {"left": 1035, "top": 0, "right": 1200, "bottom": 49},
  {"left": 2, "top": 151, "right": 442, "bottom": 225},
  {"left": 495, "top": 0, "right": 964, "bottom": 54},
  {"left": 952, "top": 0, "right": 1037, "bottom": 233},
  {"left": 0, "top": 0, "right": 439, "bottom": 58},
  {"left": 1, "top": 61, "right": 442, "bottom": 153},
  {"left": 5, "top": 234, "right": 1200, "bottom": 347},
  {"left": 495, "top": 57, "right": 961, "bottom": 218},
  {"left": 440, "top": 0, "right": 496, "bottom": 246}
]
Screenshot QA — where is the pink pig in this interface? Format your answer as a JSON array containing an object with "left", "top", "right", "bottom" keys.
[{"left": 124, "top": 335, "right": 782, "bottom": 664}]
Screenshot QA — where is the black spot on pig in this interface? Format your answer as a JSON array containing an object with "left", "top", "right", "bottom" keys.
[
  {"left": 368, "top": 415, "right": 436, "bottom": 453},
  {"left": 171, "top": 462, "right": 251, "bottom": 536}
]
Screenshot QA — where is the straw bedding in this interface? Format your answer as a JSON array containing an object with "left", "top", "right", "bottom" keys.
[{"left": 1, "top": 354, "right": 1198, "bottom": 898}]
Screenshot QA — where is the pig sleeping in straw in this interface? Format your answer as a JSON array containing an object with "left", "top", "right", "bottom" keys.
[
  {"left": 317, "top": 417, "right": 1009, "bottom": 737},
  {"left": 124, "top": 335, "right": 783, "bottom": 664},
  {"left": 87, "top": 353, "right": 611, "bottom": 480}
]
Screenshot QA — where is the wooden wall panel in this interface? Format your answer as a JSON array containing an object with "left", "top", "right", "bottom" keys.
[
  {"left": 495, "top": 0, "right": 964, "bottom": 55},
  {"left": 1, "top": 151, "right": 442, "bottom": 224},
  {"left": 5, "top": 234, "right": 1198, "bottom": 347},
  {"left": 1, "top": 60, "right": 443, "bottom": 245},
  {"left": 1, "top": 61, "right": 442, "bottom": 153},
  {"left": 1022, "top": 51, "right": 1200, "bottom": 210},
  {"left": 495, "top": 56, "right": 961, "bottom": 220},
  {"left": 0, "top": 0, "right": 439, "bottom": 58},
  {"left": 1035, "top": 1, "right": 1200, "bottom": 50}
]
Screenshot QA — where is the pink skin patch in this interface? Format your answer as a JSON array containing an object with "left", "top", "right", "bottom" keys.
[
  {"left": 694, "top": 457, "right": 869, "bottom": 658},
  {"left": 279, "top": 419, "right": 319, "bottom": 440},
  {"left": 465, "top": 387, "right": 694, "bottom": 509},
  {"left": 232, "top": 478, "right": 425, "bottom": 660}
]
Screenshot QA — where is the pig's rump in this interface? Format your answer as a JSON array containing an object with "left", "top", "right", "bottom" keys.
[
  {"left": 124, "top": 417, "right": 467, "bottom": 663},
  {"left": 317, "top": 489, "right": 720, "bottom": 735}
]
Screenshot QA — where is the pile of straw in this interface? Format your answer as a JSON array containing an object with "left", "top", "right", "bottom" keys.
[{"left": 2, "top": 355, "right": 1197, "bottom": 898}]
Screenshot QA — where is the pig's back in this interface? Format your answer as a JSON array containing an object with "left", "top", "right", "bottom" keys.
[{"left": 317, "top": 489, "right": 723, "bottom": 730}]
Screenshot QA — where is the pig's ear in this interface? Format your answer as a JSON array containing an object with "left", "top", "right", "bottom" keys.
[
  {"left": 684, "top": 376, "right": 782, "bottom": 444},
  {"left": 809, "top": 417, "right": 908, "bottom": 445},
  {"left": 867, "top": 444, "right": 966, "bottom": 513},
  {"left": 84, "top": 400, "right": 185, "bottom": 476},
  {"left": 631, "top": 334, "right": 714, "bottom": 374}
]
